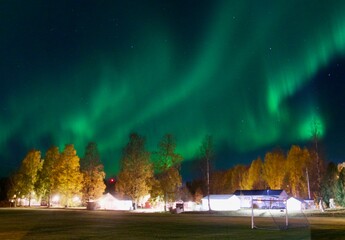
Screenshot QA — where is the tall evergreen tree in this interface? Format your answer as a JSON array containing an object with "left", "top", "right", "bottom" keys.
[
  {"left": 335, "top": 168, "right": 345, "bottom": 207},
  {"left": 35, "top": 146, "right": 60, "bottom": 207},
  {"left": 80, "top": 142, "right": 106, "bottom": 204},
  {"left": 309, "top": 118, "right": 325, "bottom": 199},
  {"left": 156, "top": 134, "right": 183, "bottom": 211},
  {"left": 116, "top": 133, "right": 153, "bottom": 208},
  {"left": 55, "top": 144, "right": 83, "bottom": 207},
  {"left": 7, "top": 171, "right": 24, "bottom": 207},
  {"left": 15, "top": 150, "right": 42, "bottom": 206},
  {"left": 199, "top": 135, "right": 214, "bottom": 211},
  {"left": 320, "top": 162, "right": 338, "bottom": 207}
]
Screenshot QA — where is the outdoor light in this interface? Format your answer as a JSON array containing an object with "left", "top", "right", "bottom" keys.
[
  {"left": 99, "top": 199, "right": 104, "bottom": 207},
  {"left": 73, "top": 196, "right": 80, "bottom": 202},
  {"left": 52, "top": 195, "right": 60, "bottom": 202}
]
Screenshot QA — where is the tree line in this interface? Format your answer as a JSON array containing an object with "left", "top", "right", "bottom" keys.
[
  {"left": 8, "top": 142, "right": 106, "bottom": 207},
  {"left": 188, "top": 145, "right": 321, "bottom": 200},
  {"left": 188, "top": 145, "right": 345, "bottom": 209},
  {"left": 7, "top": 133, "right": 198, "bottom": 210},
  {"left": 7, "top": 130, "right": 345, "bottom": 210}
]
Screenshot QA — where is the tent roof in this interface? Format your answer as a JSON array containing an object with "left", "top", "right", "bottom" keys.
[
  {"left": 202, "top": 194, "right": 237, "bottom": 200},
  {"left": 233, "top": 189, "right": 286, "bottom": 196},
  {"left": 98, "top": 193, "right": 132, "bottom": 201},
  {"left": 287, "top": 197, "right": 305, "bottom": 202}
]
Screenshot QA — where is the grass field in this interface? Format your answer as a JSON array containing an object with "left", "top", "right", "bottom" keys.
[{"left": 0, "top": 208, "right": 345, "bottom": 239}]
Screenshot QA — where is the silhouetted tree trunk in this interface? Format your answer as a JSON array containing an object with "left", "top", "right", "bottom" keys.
[{"left": 199, "top": 135, "right": 214, "bottom": 211}]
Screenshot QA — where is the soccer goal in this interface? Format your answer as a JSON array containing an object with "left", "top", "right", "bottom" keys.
[{"left": 250, "top": 198, "right": 309, "bottom": 230}]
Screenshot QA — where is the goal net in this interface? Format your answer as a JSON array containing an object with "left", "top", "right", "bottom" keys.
[{"left": 251, "top": 198, "right": 309, "bottom": 230}]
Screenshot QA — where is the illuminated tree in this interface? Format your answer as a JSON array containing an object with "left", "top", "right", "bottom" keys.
[
  {"left": 80, "top": 142, "right": 106, "bottom": 204},
  {"left": 22, "top": 150, "right": 42, "bottom": 205},
  {"left": 7, "top": 172, "right": 24, "bottom": 207},
  {"left": 230, "top": 164, "right": 248, "bottom": 191},
  {"left": 211, "top": 170, "right": 229, "bottom": 194},
  {"left": 246, "top": 157, "right": 265, "bottom": 189},
  {"left": 116, "top": 133, "right": 153, "bottom": 208},
  {"left": 149, "top": 177, "right": 163, "bottom": 206},
  {"left": 263, "top": 149, "right": 286, "bottom": 189},
  {"left": 35, "top": 146, "right": 60, "bottom": 207},
  {"left": 159, "top": 167, "right": 182, "bottom": 209},
  {"left": 55, "top": 144, "right": 83, "bottom": 207},
  {"left": 335, "top": 168, "right": 345, "bottom": 207},
  {"left": 11, "top": 150, "right": 42, "bottom": 206},
  {"left": 155, "top": 134, "right": 183, "bottom": 211},
  {"left": 223, "top": 168, "right": 237, "bottom": 193},
  {"left": 286, "top": 145, "right": 310, "bottom": 197},
  {"left": 239, "top": 167, "right": 250, "bottom": 190}
]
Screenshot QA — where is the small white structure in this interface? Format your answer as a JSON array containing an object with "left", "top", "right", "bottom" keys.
[
  {"left": 201, "top": 195, "right": 240, "bottom": 211},
  {"left": 287, "top": 197, "right": 304, "bottom": 211},
  {"left": 329, "top": 198, "right": 336, "bottom": 209},
  {"left": 98, "top": 193, "right": 133, "bottom": 210}
]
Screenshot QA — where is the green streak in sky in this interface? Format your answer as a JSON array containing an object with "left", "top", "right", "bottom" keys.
[
  {"left": 2, "top": 1, "right": 345, "bottom": 177},
  {"left": 298, "top": 113, "right": 325, "bottom": 140},
  {"left": 264, "top": 3, "right": 345, "bottom": 144}
]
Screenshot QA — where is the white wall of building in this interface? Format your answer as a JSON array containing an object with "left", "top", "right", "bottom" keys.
[{"left": 202, "top": 195, "right": 240, "bottom": 211}]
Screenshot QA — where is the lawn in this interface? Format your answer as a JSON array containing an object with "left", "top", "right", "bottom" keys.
[{"left": 0, "top": 208, "right": 344, "bottom": 239}]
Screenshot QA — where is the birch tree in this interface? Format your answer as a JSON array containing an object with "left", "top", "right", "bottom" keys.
[
  {"left": 80, "top": 142, "right": 106, "bottom": 204},
  {"left": 286, "top": 145, "right": 310, "bottom": 197},
  {"left": 246, "top": 157, "right": 265, "bottom": 189},
  {"left": 263, "top": 149, "right": 286, "bottom": 189}
]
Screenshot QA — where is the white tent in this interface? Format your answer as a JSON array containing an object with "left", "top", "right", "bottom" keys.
[
  {"left": 201, "top": 195, "right": 240, "bottom": 211},
  {"left": 98, "top": 193, "right": 133, "bottom": 210}
]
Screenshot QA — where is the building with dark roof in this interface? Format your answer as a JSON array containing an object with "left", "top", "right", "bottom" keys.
[{"left": 233, "top": 189, "right": 288, "bottom": 208}]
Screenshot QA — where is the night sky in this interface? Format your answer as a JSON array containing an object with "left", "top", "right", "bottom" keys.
[{"left": 2, "top": 0, "right": 345, "bottom": 178}]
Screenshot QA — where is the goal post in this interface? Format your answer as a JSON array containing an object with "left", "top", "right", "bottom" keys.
[{"left": 251, "top": 197, "right": 288, "bottom": 230}]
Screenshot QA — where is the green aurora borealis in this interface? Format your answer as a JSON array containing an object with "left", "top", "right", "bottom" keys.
[{"left": 2, "top": 0, "right": 345, "bottom": 177}]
